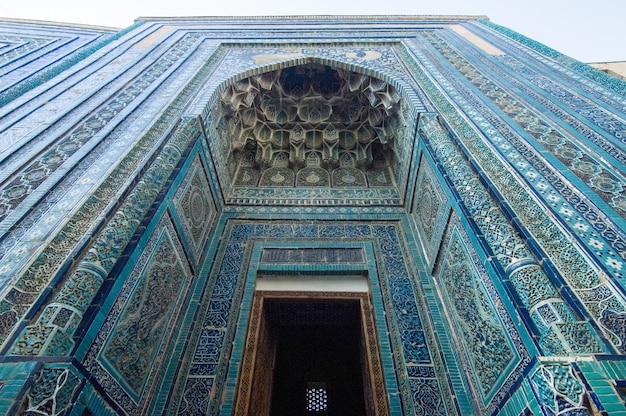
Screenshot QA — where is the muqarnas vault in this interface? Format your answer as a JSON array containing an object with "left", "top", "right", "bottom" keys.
[{"left": 0, "top": 15, "right": 625, "bottom": 415}]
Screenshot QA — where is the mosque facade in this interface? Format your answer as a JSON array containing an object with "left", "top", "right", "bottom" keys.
[{"left": 0, "top": 15, "right": 625, "bottom": 415}]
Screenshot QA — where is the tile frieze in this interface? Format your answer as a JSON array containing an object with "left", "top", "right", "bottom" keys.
[
  {"left": 0, "top": 39, "right": 222, "bottom": 351},
  {"left": 422, "top": 31, "right": 626, "bottom": 220},
  {"left": 0, "top": 33, "right": 203, "bottom": 225},
  {"left": 171, "top": 219, "right": 455, "bottom": 415},
  {"left": 419, "top": 113, "right": 609, "bottom": 354},
  {"left": 404, "top": 35, "right": 626, "bottom": 282},
  {"left": 477, "top": 20, "right": 626, "bottom": 98}
]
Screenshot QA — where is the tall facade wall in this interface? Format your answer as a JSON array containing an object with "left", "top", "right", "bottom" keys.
[{"left": 0, "top": 16, "right": 624, "bottom": 415}]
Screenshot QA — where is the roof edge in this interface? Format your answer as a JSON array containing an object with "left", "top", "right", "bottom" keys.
[
  {"left": 135, "top": 15, "right": 489, "bottom": 23},
  {"left": 0, "top": 17, "right": 120, "bottom": 31}
]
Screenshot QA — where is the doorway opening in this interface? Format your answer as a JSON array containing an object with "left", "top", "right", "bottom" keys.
[
  {"left": 234, "top": 291, "right": 388, "bottom": 416},
  {"left": 269, "top": 298, "right": 365, "bottom": 415}
]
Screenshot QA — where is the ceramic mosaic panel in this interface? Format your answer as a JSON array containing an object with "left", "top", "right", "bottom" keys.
[
  {"left": 425, "top": 29, "right": 626, "bottom": 223},
  {"left": 0, "top": 16, "right": 624, "bottom": 416},
  {"left": 6, "top": 117, "right": 201, "bottom": 357},
  {"left": 412, "top": 154, "right": 449, "bottom": 267},
  {"left": 530, "top": 363, "right": 591, "bottom": 415},
  {"left": 478, "top": 19, "right": 626, "bottom": 96},
  {"left": 0, "top": 22, "right": 116, "bottom": 106},
  {"left": 0, "top": 33, "right": 217, "bottom": 352},
  {"left": 0, "top": 361, "right": 40, "bottom": 414},
  {"left": 435, "top": 215, "right": 531, "bottom": 414},
  {"left": 409, "top": 30, "right": 626, "bottom": 282},
  {"left": 0, "top": 32, "right": 202, "bottom": 226},
  {"left": 171, "top": 153, "right": 216, "bottom": 268},
  {"left": 410, "top": 33, "right": 624, "bottom": 353},
  {"left": 260, "top": 247, "right": 365, "bottom": 264},
  {"left": 170, "top": 219, "right": 454, "bottom": 415},
  {"left": 418, "top": 113, "right": 607, "bottom": 355},
  {"left": 405, "top": 30, "right": 626, "bottom": 353},
  {"left": 18, "top": 363, "right": 82, "bottom": 415},
  {"left": 82, "top": 213, "right": 193, "bottom": 412}
]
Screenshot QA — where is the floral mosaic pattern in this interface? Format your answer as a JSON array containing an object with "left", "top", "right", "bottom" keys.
[
  {"left": 102, "top": 229, "right": 188, "bottom": 394},
  {"left": 84, "top": 214, "right": 192, "bottom": 411},
  {"left": 405, "top": 31, "right": 626, "bottom": 353},
  {"left": 412, "top": 155, "right": 448, "bottom": 267},
  {"left": 8, "top": 118, "right": 200, "bottom": 357},
  {"left": 423, "top": 31, "right": 626, "bottom": 219},
  {"left": 20, "top": 365, "right": 81, "bottom": 416},
  {"left": 418, "top": 113, "right": 605, "bottom": 355},
  {"left": 0, "top": 24, "right": 116, "bottom": 107},
  {"left": 411, "top": 31, "right": 626, "bottom": 280},
  {"left": 171, "top": 154, "right": 216, "bottom": 268},
  {"left": 479, "top": 19, "right": 626, "bottom": 96},
  {"left": 530, "top": 363, "right": 591, "bottom": 415},
  {"left": 0, "top": 35, "right": 220, "bottom": 352},
  {"left": 435, "top": 216, "right": 530, "bottom": 413},
  {"left": 0, "top": 33, "right": 202, "bottom": 225},
  {"left": 0, "top": 16, "right": 625, "bottom": 416}
]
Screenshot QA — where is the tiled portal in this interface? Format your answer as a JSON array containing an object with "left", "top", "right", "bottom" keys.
[{"left": 0, "top": 15, "right": 625, "bottom": 416}]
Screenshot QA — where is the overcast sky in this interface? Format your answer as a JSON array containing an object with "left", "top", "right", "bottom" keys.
[{"left": 0, "top": 0, "right": 623, "bottom": 63}]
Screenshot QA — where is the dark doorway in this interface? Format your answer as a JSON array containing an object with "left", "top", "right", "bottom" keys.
[
  {"left": 266, "top": 299, "right": 366, "bottom": 415},
  {"left": 234, "top": 292, "right": 387, "bottom": 416}
]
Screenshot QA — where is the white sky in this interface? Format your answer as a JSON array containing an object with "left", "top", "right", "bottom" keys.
[{"left": 0, "top": 0, "right": 624, "bottom": 63}]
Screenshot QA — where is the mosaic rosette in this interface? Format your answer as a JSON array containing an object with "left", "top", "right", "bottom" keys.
[{"left": 171, "top": 153, "right": 216, "bottom": 267}]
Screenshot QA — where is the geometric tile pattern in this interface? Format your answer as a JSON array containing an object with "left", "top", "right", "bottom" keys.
[
  {"left": 530, "top": 363, "right": 591, "bottom": 415},
  {"left": 412, "top": 154, "right": 449, "bottom": 267},
  {"left": 419, "top": 113, "right": 607, "bottom": 356},
  {"left": 20, "top": 364, "right": 82, "bottom": 415},
  {"left": 0, "top": 33, "right": 213, "bottom": 352},
  {"left": 421, "top": 31, "right": 626, "bottom": 278},
  {"left": 0, "top": 22, "right": 116, "bottom": 107},
  {"left": 409, "top": 33, "right": 626, "bottom": 353}
]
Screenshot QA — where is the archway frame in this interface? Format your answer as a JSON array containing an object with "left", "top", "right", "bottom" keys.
[{"left": 191, "top": 45, "right": 425, "bottom": 207}]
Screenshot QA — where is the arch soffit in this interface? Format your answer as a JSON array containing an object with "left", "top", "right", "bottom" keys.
[
  {"left": 190, "top": 48, "right": 424, "bottom": 196},
  {"left": 190, "top": 44, "right": 424, "bottom": 140}
]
